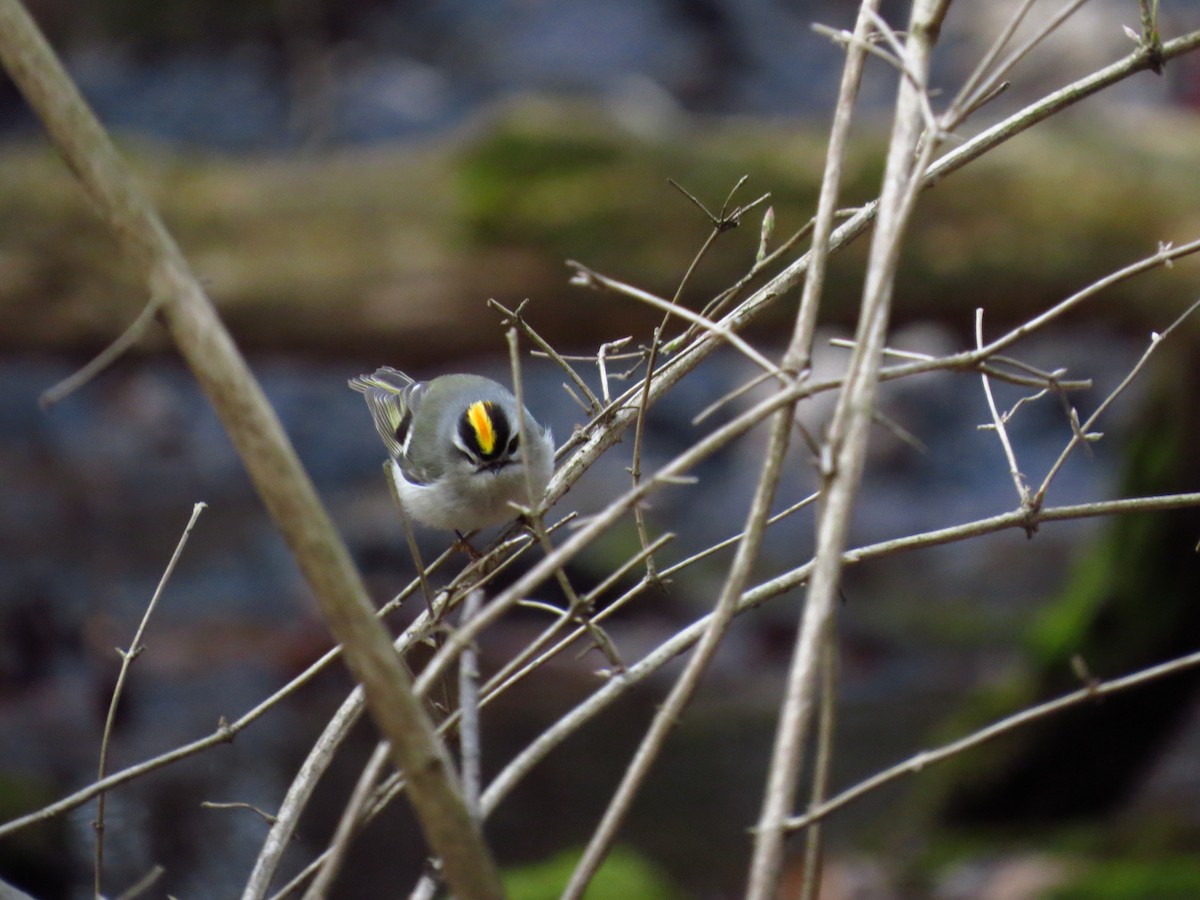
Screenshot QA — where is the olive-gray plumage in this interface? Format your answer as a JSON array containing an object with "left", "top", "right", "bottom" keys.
[{"left": 349, "top": 367, "right": 554, "bottom": 531}]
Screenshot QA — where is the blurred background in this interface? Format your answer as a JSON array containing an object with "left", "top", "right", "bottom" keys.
[{"left": 3, "top": 1, "right": 1200, "bottom": 897}]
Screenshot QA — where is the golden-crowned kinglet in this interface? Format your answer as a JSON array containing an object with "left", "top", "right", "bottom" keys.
[{"left": 349, "top": 367, "right": 554, "bottom": 532}]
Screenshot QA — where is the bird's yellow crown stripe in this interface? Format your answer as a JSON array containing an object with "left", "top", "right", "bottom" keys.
[{"left": 467, "top": 401, "right": 496, "bottom": 455}]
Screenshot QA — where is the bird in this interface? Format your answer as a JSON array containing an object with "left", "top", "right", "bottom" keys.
[{"left": 348, "top": 367, "right": 554, "bottom": 533}]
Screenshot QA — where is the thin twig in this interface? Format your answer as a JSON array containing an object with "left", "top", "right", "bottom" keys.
[
  {"left": 1033, "top": 296, "right": 1200, "bottom": 506},
  {"left": 782, "top": 646, "right": 1200, "bottom": 833},
  {"left": 95, "top": 501, "right": 206, "bottom": 898},
  {"left": 489, "top": 298, "right": 601, "bottom": 413},
  {"left": 596, "top": 336, "right": 633, "bottom": 404},
  {"left": 976, "top": 308, "right": 1031, "bottom": 507},
  {"left": 302, "top": 741, "right": 391, "bottom": 899},
  {"left": 831, "top": 335, "right": 1092, "bottom": 393},
  {"left": 628, "top": 326, "right": 665, "bottom": 585},
  {"left": 691, "top": 369, "right": 777, "bottom": 426},
  {"left": 113, "top": 865, "right": 165, "bottom": 900},
  {"left": 567, "top": 261, "right": 791, "bottom": 385},
  {"left": 478, "top": 491, "right": 1200, "bottom": 828},
  {"left": 799, "top": 645, "right": 838, "bottom": 900},
  {"left": 39, "top": 295, "right": 164, "bottom": 408},
  {"left": 200, "top": 801, "right": 277, "bottom": 824}
]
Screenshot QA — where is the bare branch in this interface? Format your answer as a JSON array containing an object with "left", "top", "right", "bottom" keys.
[
  {"left": 489, "top": 298, "right": 601, "bottom": 414},
  {"left": 748, "top": 2, "right": 950, "bottom": 894},
  {"left": 568, "top": 260, "right": 791, "bottom": 384},
  {"left": 976, "top": 309, "right": 1031, "bottom": 507},
  {"left": 782, "top": 647, "right": 1200, "bottom": 833},
  {"left": 0, "top": 5, "right": 501, "bottom": 895},
  {"left": 478, "top": 491, "right": 1200, "bottom": 827},
  {"left": 38, "top": 293, "right": 164, "bottom": 408},
  {"left": 95, "top": 502, "right": 206, "bottom": 897},
  {"left": 1033, "top": 296, "right": 1200, "bottom": 505}
]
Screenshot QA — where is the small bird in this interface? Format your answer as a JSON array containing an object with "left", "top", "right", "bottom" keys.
[{"left": 348, "top": 367, "right": 554, "bottom": 533}]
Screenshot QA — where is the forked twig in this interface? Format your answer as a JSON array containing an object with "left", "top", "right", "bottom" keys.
[
  {"left": 950, "top": 0, "right": 1092, "bottom": 129},
  {"left": 95, "top": 501, "right": 206, "bottom": 898},
  {"left": 624, "top": 177, "right": 770, "bottom": 585},
  {"left": 567, "top": 260, "right": 791, "bottom": 386},
  {"left": 477, "top": 492, "right": 1200, "bottom": 837},
  {"left": 976, "top": 308, "right": 1031, "bottom": 508},
  {"left": 489, "top": 298, "right": 601, "bottom": 413},
  {"left": 1033, "top": 296, "right": 1200, "bottom": 506}
]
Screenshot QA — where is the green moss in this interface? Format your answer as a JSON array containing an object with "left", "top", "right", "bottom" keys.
[
  {"left": 1047, "top": 856, "right": 1200, "bottom": 900},
  {"left": 1025, "top": 539, "right": 1114, "bottom": 668},
  {"left": 5, "top": 101, "right": 1200, "bottom": 357},
  {"left": 503, "top": 846, "right": 679, "bottom": 900},
  {"left": 1027, "top": 358, "right": 1191, "bottom": 674},
  {"left": 454, "top": 103, "right": 826, "bottom": 300}
]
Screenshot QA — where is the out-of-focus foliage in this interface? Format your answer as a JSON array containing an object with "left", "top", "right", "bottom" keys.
[
  {"left": 4, "top": 100, "right": 1199, "bottom": 363},
  {"left": 1048, "top": 855, "right": 1200, "bottom": 900},
  {"left": 503, "top": 845, "right": 679, "bottom": 900}
]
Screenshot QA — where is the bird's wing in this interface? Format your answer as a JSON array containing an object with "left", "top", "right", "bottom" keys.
[{"left": 348, "top": 367, "right": 424, "bottom": 462}]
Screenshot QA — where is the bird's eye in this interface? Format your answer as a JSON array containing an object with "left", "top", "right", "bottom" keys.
[{"left": 507, "top": 434, "right": 520, "bottom": 455}]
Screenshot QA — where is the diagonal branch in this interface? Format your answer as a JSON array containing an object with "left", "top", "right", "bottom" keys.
[
  {"left": 782, "top": 646, "right": 1200, "bottom": 833},
  {"left": 95, "top": 502, "right": 206, "bottom": 898},
  {"left": 0, "top": 4, "right": 502, "bottom": 897},
  {"left": 476, "top": 491, "right": 1200, "bottom": 829},
  {"left": 747, "top": 2, "right": 951, "bottom": 895}
]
